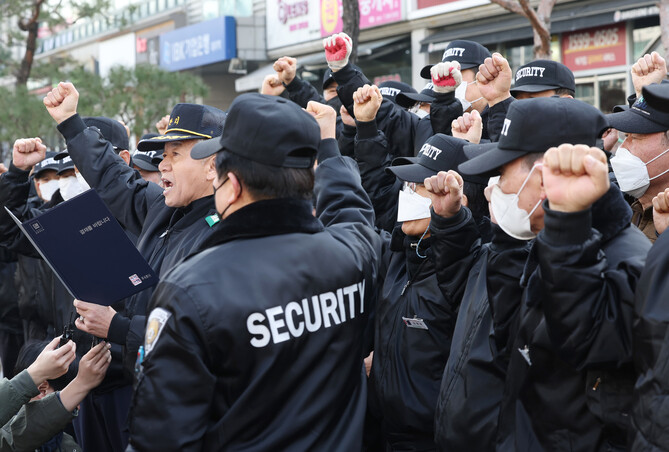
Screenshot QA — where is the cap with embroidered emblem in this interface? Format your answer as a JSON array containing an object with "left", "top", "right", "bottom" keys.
[
  {"left": 607, "top": 83, "right": 669, "bottom": 134},
  {"left": 33, "top": 152, "right": 59, "bottom": 178},
  {"left": 511, "top": 60, "right": 575, "bottom": 95},
  {"left": 420, "top": 40, "right": 491, "bottom": 79},
  {"left": 137, "top": 104, "right": 227, "bottom": 151}
]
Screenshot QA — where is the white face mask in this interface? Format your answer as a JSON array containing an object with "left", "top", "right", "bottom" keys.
[
  {"left": 397, "top": 184, "right": 432, "bottom": 223},
  {"left": 37, "top": 179, "right": 59, "bottom": 202},
  {"left": 455, "top": 80, "right": 483, "bottom": 112},
  {"left": 76, "top": 172, "right": 91, "bottom": 190},
  {"left": 409, "top": 103, "right": 429, "bottom": 118},
  {"left": 610, "top": 147, "right": 669, "bottom": 199},
  {"left": 59, "top": 176, "right": 89, "bottom": 201},
  {"left": 489, "top": 165, "right": 542, "bottom": 241}
]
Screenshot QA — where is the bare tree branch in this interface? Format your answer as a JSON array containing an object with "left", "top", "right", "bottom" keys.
[
  {"left": 489, "top": 0, "right": 527, "bottom": 17},
  {"left": 517, "top": 0, "right": 548, "bottom": 36}
]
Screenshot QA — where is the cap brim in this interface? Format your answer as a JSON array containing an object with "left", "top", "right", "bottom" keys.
[
  {"left": 643, "top": 84, "right": 669, "bottom": 113},
  {"left": 53, "top": 151, "right": 69, "bottom": 161},
  {"left": 385, "top": 158, "right": 435, "bottom": 183},
  {"left": 137, "top": 132, "right": 204, "bottom": 151},
  {"left": 612, "top": 104, "right": 629, "bottom": 113},
  {"left": 396, "top": 92, "right": 434, "bottom": 109},
  {"left": 510, "top": 84, "right": 560, "bottom": 95},
  {"left": 606, "top": 109, "right": 669, "bottom": 134},
  {"left": 420, "top": 62, "right": 478, "bottom": 79},
  {"left": 459, "top": 142, "right": 528, "bottom": 178},
  {"left": 133, "top": 157, "right": 159, "bottom": 172},
  {"left": 191, "top": 138, "right": 223, "bottom": 160},
  {"left": 34, "top": 167, "right": 59, "bottom": 177}
]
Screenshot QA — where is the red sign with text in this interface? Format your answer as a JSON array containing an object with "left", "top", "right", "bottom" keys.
[
  {"left": 320, "top": 0, "right": 402, "bottom": 37},
  {"left": 562, "top": 23, "right": 627, "bottom": 72},
  {"left": 417, "top": 0, "right": 460, "bottom": 8}
]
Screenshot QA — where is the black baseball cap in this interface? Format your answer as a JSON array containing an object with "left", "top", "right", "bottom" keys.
[
  {"left": 459, "top": 97, "right": 609, "bottom": 177},
  {"left": 386, "top": 134, "right": 488, "bottom": 185},
  {"left": 83, "top": 117, "right": 130, "bottom": 151},
  {"left": 56, "top": 154, "right": 75, "bottom": 175},
  {"left": 396, "top": 83, "right": 436, "bottom": 109},
  {"left": 511, "top": 60, "right": 575, "bottom": 95},
  {"left": 191, "top": 94, "right": 320, "bottom": 169},
  {"left": 420, "top": 40, "right": 491, "bottom": 79},
  {"left": 133, "top": 149, "right": 161, "bottom": 172},
  {"left": 607, "top": 85, "right": 669, "bottom": 134},
  {"left": 137, "top": 104, "right": 227, "bottom": 151},
  {"left": 378, "top": 81, "right": 417, "bottom": 105},
  {"left": 641, "top": 83, "right": 669, "bottom": 113},
  {"left": 33, "top": 152, "right": 59, "bottom": 178}
]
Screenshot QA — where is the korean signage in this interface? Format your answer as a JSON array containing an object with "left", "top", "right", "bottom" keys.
[
  {"left": 160, "top": 16, "right": 236, "bottom": 72},
  {"left": 417, "top": 0, "right": 461, "bottom": 9},
  {"left": 266, "top": 0, "right": 322, "bottom": 50},
  {"left": 320, "top": 0, "right": 403, "bottom": 37},
  {"left": 562, "top": 23, "right": 626, "bottom": 72},
  {"left": 137, "top": 22, "right": 175, "bottom": 66}
]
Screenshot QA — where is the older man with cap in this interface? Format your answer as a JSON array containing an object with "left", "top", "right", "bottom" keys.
[
  {"left": 40, "top": 81, "right": 225, "bottom": 452},
  {"left": 126, "top": 95, "right": 382, "bottom": 451},
  {"left": 430, "top": 97, "right": 650, "bottom": 451}
]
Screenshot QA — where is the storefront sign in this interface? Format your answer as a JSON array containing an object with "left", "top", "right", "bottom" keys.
[
  {"left": 266, "top": 0, "right": 322, "bottom": 50},
  {"left": 160, "top": 16, "right": 236, "bottom": 71},
  {"left": 562, "top": 23, "right": 626, "bottom": 72},
  {"left": 417, "top": 0, "right": 461, "bottom": 9},
  {"left": 320, "top": 0, "right": 403, "bottom": 37},
  {"left": 614, "top": 6, "right": 659, "bottom": 23}
]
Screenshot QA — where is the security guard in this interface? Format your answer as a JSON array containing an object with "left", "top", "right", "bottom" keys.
[
  {"left": 126, "top": 95, "right": 383, "bottom": 451},
  {"left": 41, "top": 81, "right": 226, "bottom": 452}
]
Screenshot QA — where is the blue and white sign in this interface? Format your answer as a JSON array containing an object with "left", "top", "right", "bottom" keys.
[{"left": 160, "top": 16, "right": 236, "bottom": 71}]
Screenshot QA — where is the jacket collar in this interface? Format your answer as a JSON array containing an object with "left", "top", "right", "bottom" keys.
[{"left": 198, "top": 197, "right": 323, "bottom": 251}]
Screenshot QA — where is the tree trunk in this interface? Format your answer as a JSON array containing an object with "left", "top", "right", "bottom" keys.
[
  {"left": 660, "top": 0, "right": 669, "bottom": 63},
  {"left": 16, "top": 0, "right": 45, "bottom": 87},
  {"left": 342, "top": 0, "right": 360, "bottom": 64},
  {"left": 489, "top": 0, "right": 556, "bottom": 59}
]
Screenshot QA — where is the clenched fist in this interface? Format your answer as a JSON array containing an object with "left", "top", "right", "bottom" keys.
[
  {"left": 323, "top": 33, "right": 352, "bottom": 72},
  {"left": 542, "top": 144, "right": 610, "bottom": 212},
  {"left": 261, "top": 74, "right": 286, "bottom": 96},
  {"left": 476, "top": 53, "right": 512, "bottom": 107},
  {"left": 424, "top": 170, "right": 464, "bottom": 218},
  {"left": 43, "top": 82, "right": 79, "bottom": 124},
  {"left": 305, "top": 101, "right": 337, "bottom": 140},
  {"left": 273, "top": 56, "right": 297, "bottom": 86},
  {"left": 451, "top": 110, "right": 483, "bottom": 144},
  {"left": 632, "top": 52, "right": 667, "bottom": 99},
  {"left": 13, "top": 137, "right": 47, "bottom": 171},
  {"left": 353, "top": 84, "right": 383, "bottom": 122},
  {"left": 652, "top": 187, "right": 669, "bottom": 235},
  {"left": 431, "top": 61, "right": 462, "bottom": 94}
]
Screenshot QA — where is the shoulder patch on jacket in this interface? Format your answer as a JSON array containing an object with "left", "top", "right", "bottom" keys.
[{"left": 145, "top": 307, "right": 171, "bottom": 355}]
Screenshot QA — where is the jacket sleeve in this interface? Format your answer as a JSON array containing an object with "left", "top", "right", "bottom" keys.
[
  {"left": 0, "top": 370, "right": 39, "bottom": 427},
  {"left": 0, "top": 165, "right": 41, "bottom": 257},
  {"left": 354, "top": 119, "right": 400, "bottom": 233},
  {"left": 57, "top": 114, "right": 164, "bottom": 236},
  {"left": 0, "top": 392, "right": 75, "bottom": 451},
  {"left": 314, "top": 138, "right": 375, "bottom": 230},
  {"left": 284, "top": 76, "right": 326, "bottom": 108},
  {"left": 128, "top": 283, "right": 214, "bottom": 452},
  {"left": 338, "top": 123, "right": 357, "bottom": 159},
  {"left": 485, "top": 224, "right": 531, "bottom": 358},
  {"left": 429, "top": 92, "right": 463, "bottom": 136},
  {"left": 430, "top": 206, "right": 482, "bottom": 304},
  {"left": 486, "top": 97, "right": 514, "bottom": 143},
  {"left": 536, "top": 200, "right": 650, "bottom": 369}
]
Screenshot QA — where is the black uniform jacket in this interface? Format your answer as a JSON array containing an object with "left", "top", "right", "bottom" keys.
[
  {"left": 126, "top": 139, "right": 383, "bottom": 451},
  {"left": 57, "top": 114, "right": 218, "bottom": 381}
]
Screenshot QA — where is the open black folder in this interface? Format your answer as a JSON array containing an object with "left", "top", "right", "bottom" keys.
[{"left": 5, "top": 189, "right": 158, "bottom": 306}]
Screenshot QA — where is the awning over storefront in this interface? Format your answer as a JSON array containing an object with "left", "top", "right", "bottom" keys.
[
  {"left": 235, "top": 36, "right": 405, "bottom": 92},
  {"left": 420, "top": 0, "right": 657, "bottom": 53}
]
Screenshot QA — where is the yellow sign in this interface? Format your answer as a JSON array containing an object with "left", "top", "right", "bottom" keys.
[{"left": 321, "top": 0, "right": 339, "bottom": 35}]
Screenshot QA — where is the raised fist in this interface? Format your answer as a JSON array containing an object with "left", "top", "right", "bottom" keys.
[
  {"left": 323, "top": 33, "right": 352, "bottom": 72},
  {"left": 542, "top": 144, "right": 610, "bottom": 212},
  {"left": 273, "top": 56, "right": 297, "bottom": 86},
  {"left": 353, "top": 84, "right": 383, "bottom": 122},
  {"left": 305, "top": 101, "right": 337, "bottom": 140},
  {"left": 652, "top": 187, "right": 669, "bottom": 235},
  {"left": 261, "top": 74, "right": 286, "bottom": 96},
  {"left": 424, "top": 170, "right": 464, "bottom": 218},
  {"left": 155, "top": 115, "right": 170, "bottom": 135},
  {"left": 431, "top": 61, "right": 462, "bottom": 94},
  {"left": 476, "top": 53, "right": 512, "bottom": 107},
  {"left": 13, "top": 137, "right": 47, "bottom": 171},
  {"left": 632, "top": 52, "right": 667, "bottom": 98},
  {"left": 451, "top": 110, "right": 483, "bottom": 144},
  {"left": 43, "top": 82, "right": 79, "bottom": 124},
  {"left": 340, "top": 105, "right": 356, "bottom": 127}
]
